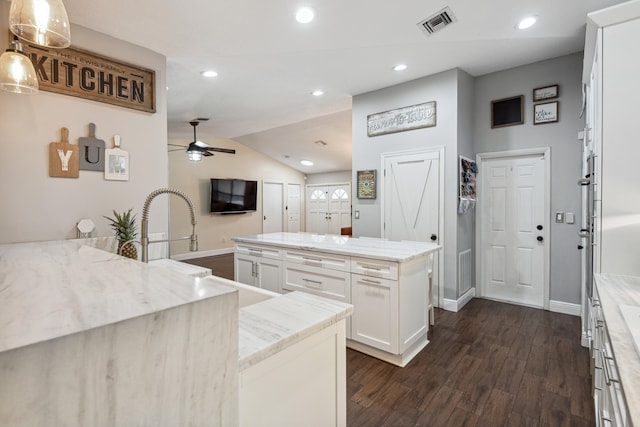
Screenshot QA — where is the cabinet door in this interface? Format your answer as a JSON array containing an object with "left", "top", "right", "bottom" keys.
[
  {"left": 256, "top": 259, "right": 282, "bottom": 293},
  {"left": 235, "top": 254, "right": 257, "bottom": 286},
  {"left": 351, "top": 274, "right": 398, "bottom": 354}
]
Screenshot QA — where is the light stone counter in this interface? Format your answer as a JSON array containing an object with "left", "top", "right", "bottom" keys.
[
  {"left": 232, "top": 232, "right": 440, "bottom": 262},
  {"left": 594, "top": 273, "right": 640, "bottom": 426}
]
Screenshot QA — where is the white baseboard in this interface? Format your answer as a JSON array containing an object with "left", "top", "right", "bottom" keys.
[
  {"left": 549, "top": 300, "right": 581, "bottom": 317},
  {"left": 442, "top": 287, "right": 476, "bottom": 312},
  {"left": 171, "top": 247, "right": 234, "bottom": 261}
]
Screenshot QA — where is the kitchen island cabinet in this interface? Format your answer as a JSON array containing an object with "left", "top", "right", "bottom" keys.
[{"left": 233, "top": 232, "right": 441, "bottom": 366}]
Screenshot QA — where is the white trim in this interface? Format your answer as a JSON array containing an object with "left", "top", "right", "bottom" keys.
[
  {"left": 442, "top": 288, "right": 476, "bottom": 312},
  {"left": 475, "top": 147, "right": 551, "bottom": 311},
  {"left": 171, "top": 247, "right": 234, "bottom": 260},
  {"left": 549, "top": 300, "right": 582, "bottom": 317},
  {"left": 346, "top": 335, "right": 429, "bottom": 368},
  {"left": 380, "top": 146, "right": 445, "bottom": 309}
]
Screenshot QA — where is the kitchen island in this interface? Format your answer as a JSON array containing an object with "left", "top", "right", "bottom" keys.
[
  {"left": 232, "top": 232, "right": 441, "bottom": 367},
  {"left": 0, "top": 240, "right": 351, "bottom": 427}
]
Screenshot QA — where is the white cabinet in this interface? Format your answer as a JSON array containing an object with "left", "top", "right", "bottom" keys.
[
  {"left": 351, "top": 274, "right": 398, "bottom": 353},
  {"left": 283, "top": 263, "right": 350, "bottom": 303},
  {"left": 234, "top": 244, "right": 282, "bottom": 293}
]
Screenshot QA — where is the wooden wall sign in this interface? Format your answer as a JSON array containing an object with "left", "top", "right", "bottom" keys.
[
  {"left": 49, "top": 127, "right": 79, "bottom": 178},
  {"left": 21, "top": 41, "right": 156, "bottom": 113},
  {"left": 367, "top": 101, "right": 437, "bottom": 137}
]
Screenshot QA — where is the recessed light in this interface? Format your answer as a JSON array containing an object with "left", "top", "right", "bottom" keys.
[
  {"left": 300, "top": 160, "right": 314, "bottom": 166},
  {"left": 312, "top": 89, "right": 324, "bottom": 96},
  {"left": 295, "top": 7, "right": 316, "bottom": 24},
  {"left": 517, "top": 16, "right": 537, "bottom": 30},
  {"left": 201, "top": 70, "right": 218, "bottom": 78},
  {"left": 393, "top": 64, "right": 407, "bottom": 71}
]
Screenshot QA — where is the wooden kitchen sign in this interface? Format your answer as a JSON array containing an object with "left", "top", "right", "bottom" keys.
[
  {"left": 367, "top": 101, "right": 437, "bottom": 137},
  {"left": 21, "top": 41, "right": 156, "bottom": 113}
]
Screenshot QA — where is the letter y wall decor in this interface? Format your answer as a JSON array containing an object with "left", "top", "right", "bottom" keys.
[{"left": 49, "top": 127, "right": 79, "bottom": 178}]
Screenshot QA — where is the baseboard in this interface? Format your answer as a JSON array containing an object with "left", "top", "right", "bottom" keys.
[
  {"left": 442, "top": 287, "right": 476, "bottom": 312},
  {"left": 171, "top": 247, "right": 234, "bottom": 261},
  {"left": 549, "top": 300, "right": 581, "bottom": 317}
]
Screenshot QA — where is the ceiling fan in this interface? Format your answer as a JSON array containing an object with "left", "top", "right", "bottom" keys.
[{"left": 168, "top": 118, "right": 236, "bottom": 161}]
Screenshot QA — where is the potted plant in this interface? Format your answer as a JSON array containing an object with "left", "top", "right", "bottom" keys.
[{"left": 104, "top": 208, "right": 138, "bottom": 259}]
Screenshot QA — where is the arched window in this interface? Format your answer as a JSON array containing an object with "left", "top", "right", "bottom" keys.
[
  {"left": 332, "top": 189, "right": 349, "bottom": 200},
  {"left": 311, "top": 189, "right": 326, "bottom": 200}
]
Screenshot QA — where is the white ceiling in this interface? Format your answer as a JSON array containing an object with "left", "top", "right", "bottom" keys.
[{"left": 62, "top": 0, "right": 624, "bottom": 173}]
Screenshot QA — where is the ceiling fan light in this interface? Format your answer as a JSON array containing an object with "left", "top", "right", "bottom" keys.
[
  {"left": 10, "top": 0, "right": 72, "bottom": 48},
  {"left": 187, "top": 149, "right": 203, "bottom": 162},
  {"left": 0, "top": 38, "right": 39, "bottom": 94}
]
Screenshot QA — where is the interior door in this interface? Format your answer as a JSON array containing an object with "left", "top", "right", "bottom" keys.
[
  {"left": 287, "top": 183, "right": 301, "bottom": 233},
  {"left": 263, "top": 182, "right": 284, "bottom": 233},
  {"left": 382, "top": 149, "right": 441, "bottom": 306},
  {"left": 306, "top": 186, "right": 328, "bottom": 234},
  {"left": 480, "top": 155, "right": 546, "bottom": 307}
]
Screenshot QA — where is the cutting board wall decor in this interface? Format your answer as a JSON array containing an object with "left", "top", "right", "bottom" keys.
[
  {"left": 79, "top": 123, "right": 105, "bottom": 171},
  {"left": 105, "top": 135, "right": 130, "bottom": 181},
  {"left": 49, "top": 127, "right": 79, "bottom": 178}
]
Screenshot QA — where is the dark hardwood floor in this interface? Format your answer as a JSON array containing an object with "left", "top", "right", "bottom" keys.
[
  {"left": 347, "top": 299, "right": 594, "bottom": 427},
  {"left": 186, "top": 254, "right": 594, "bottom": 426}
]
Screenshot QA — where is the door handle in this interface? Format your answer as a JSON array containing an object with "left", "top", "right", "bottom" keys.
[
  {"left": 536, "top": 225, "right": 543, "bottom": 230},
  {"left": 430, "top": 234, "right": 437, "bottom": 241},
  {"left": 537, "top": 236, "right": 543, "bottom": 242}
]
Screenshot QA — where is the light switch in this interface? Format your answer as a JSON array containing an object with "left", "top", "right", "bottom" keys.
[
  {"left": 566, "top": 212, "right": 575, "bottom": 224},
  {"left": 354, "top": 210, "right": 360, "bottom": 220},
  {"left": 555, "top": 212, "right": 564, "bottom": 223}
]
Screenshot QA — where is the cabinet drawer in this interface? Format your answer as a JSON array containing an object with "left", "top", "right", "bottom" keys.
[
  {"left": 283, "top": 263, "right": 350, "bottom": 302},
  {"left": 284, "top": 250, "right": 349, "bottom": 272},
  {"left": 235, "top": 244, "right": 281, "bottom": 260},
  {"left": 351, "top": 257, "right": 398, "bottom": 280}
]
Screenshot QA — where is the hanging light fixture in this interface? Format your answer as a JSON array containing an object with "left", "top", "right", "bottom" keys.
[
  {"left": 187, "top": 144, "right": 204, "bottom": 162},
  {"left": 0, "top": 36, "right": 39, "bottom": 94},
  {"left": 9, "top": 0, "right": 71, "bottom": 48}
]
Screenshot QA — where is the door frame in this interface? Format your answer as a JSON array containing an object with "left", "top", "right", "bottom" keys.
[
  {"left": 380, "top": 146, "right": 445, "bottom": 308},
  {"left": 475, "top": 147, "right": 551, "bottom": 310}
]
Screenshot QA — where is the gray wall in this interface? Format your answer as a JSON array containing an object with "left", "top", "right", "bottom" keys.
[
  {"left": 306, "top": 171, "right": 352, "bottom": 185},
  {"left": 352, "top": 69, "right": 462, "bottom": 300},
  {"left": 473, "top": 52, "right": 585, "bottom": 304}
]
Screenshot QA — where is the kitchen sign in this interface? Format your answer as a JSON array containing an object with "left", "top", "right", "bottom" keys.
[
  {"left": 367, "top": 101, "right": 436, "bottom": 137},
  {"left": 21, "top": 42, "right": 156, "bottom": 113}
]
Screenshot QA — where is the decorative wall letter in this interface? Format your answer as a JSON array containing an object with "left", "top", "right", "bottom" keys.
[
  {"left": 49, "top": 127, "right": 79, "bottom": 178},
  {"left": 78, "top": 123, "right": 105, "bottom": 171}
]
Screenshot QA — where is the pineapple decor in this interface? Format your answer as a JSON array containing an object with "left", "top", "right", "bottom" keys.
[{"left": 104, "top": 209, "right": 138, "bottom": 259}]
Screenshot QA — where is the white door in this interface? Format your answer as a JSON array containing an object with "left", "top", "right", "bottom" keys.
[
  {"left": 263, "top": 182, "right": 284, "bottom": 233},
  {"left": 287, "top": 183, "right": 301, "bottom": 233},
  {"left": 305, "top": 183, "right": 351, "bottom": 234},
  {"left": 480, "top": 154, "right": 546, "bottom": 308},
  {"left": 327, "top": 185, "right": 351, "bottom": 235},
  {"left": 382, "top": 149, "right": 442, "bottom": 306}
]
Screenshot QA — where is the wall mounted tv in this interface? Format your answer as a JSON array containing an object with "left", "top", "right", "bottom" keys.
[{"left": 210, "top": 178, "right": 258, "bottom": 214}]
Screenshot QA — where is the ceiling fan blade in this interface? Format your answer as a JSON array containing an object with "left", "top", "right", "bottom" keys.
[
  {"left": 203, "top": 151, "right": 214, "bottom": 157},
  {"left": 206, "top": 147, "right": 236, "bottom": 154},
  {"left": 168, "top": 143, "right": 187, "bottom": 148}
]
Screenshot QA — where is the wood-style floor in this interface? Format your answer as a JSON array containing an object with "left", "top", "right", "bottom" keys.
[
  {"left": 347, "top": 299, "right": 594, "bottom": 427},
  {"left": 186, "top": 255, "right": 594, "bottom": 426}
]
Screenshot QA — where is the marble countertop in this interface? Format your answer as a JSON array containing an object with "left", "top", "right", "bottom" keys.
[
  {"left": 232, "top": 232, "right": 441, "bottom": 262},
  {"left": 149, "top": 258, "right": 212, "bottom": 278},
  {"left": 0, "top": 240, "right": 235, "bottom": 354},
  {"left": 238, "top": 291, "right": 352, "bottom": 371},
  {"left": 594, "top": 273, "right": 640, "bottom": 425}
]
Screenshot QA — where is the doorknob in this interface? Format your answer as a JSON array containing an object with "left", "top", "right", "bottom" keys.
[
  {"left": 430, "top": 234, "right": 437, "bottom": 241},
  {"left": 537, "top": 236, "right": 543, "bottom": 242},
  {"left": 536, "top": 225, "right": 543, "bottom": 230}
]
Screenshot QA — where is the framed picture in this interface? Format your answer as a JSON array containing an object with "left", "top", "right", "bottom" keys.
[
  {"left": 357, "top": 170, "right": 376, "bottom": 199},
  {"left": 491, "top": 95, "right": 524, "bottom": 129},
  {"left": 533, "top": 84, "right": 559, "bottom": 102},
  {"left": 534, "top": 101, "right": 559, "bottom": 125}
]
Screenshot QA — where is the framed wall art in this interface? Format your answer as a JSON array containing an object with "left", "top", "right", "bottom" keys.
[
  {"left": 533, "top": 84, "right": 559, "bottom": 102},
  {"left": 357, "top": 170, "right": 376, "bottom": 199},
  {"left": 491, "top": 95, "right": 524, "bottom": 129},
  {"left": 534, "top": 101, "right": 559, "bottom": 125}
]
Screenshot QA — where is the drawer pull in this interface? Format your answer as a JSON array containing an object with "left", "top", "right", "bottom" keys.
[
  {"left": 303, "top": 256, "right": 323, "bottom": 262},
  {"left": 302, "top": 278, "right": 323, "bottom": 287},
  {"left": 361, "top": 278, "right": 381, "bottom": 285},
  {"left": 248, "top": 248, "right": 263, "bottom": 253},
  {"left": 362, "top": 266, "right": 382, "bottom": 271}
]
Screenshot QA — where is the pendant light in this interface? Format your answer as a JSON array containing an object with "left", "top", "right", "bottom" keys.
[
  {"left": 0, "top": 36, "right": 38, "bottom": 94},
  {"left": 9, "top": 0, "right": 71, "bottom": 48}
]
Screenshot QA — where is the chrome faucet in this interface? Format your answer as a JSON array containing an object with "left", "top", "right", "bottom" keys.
[{"left": 141, "top": 188, "right": 198, "bottom": 263}]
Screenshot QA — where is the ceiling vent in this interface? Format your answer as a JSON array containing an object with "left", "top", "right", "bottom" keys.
[{"left": 417, "top": 7, "right": 457, "bottom": 36}]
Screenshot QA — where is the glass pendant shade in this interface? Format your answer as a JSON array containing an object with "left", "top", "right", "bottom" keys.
[
  {"left": 187, "top": 150, "right": 203, "bottom": 162},
  {"left": 9, "top": 0, "right": 71, "bottom": 48},
  {"left": 0, "top": 40, "right": 39, "bottom": 94}
]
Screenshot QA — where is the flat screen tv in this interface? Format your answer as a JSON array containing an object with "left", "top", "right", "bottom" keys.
[{"left": 210, "top": 178, "right": 258, "bottom": 214}]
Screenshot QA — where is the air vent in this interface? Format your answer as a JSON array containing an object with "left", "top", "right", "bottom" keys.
[{"left": 417, "top": 7, "right": 457, "bottom": 36}]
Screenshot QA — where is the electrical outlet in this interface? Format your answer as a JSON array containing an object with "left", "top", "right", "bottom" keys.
[
  {"left": 222, "top": 236, "right": 228, "bottom": 243},
  {"left": 566, "top": 213, "right": 575, "bottom": 224}
]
